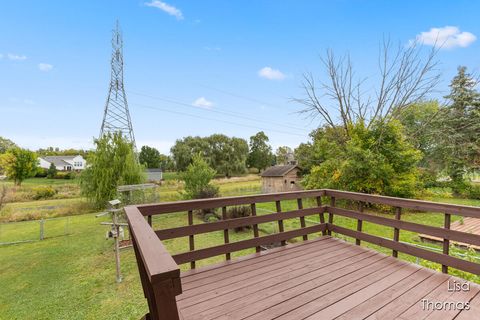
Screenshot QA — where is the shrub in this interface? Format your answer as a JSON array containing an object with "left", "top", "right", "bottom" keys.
[
  {"left": 195, "top": 184, "right": 219, "bottom": 199},
  {"left": 46, "top": 163, "right": 57, "bottom": 179},
  {"left": 226, "top": 206, "right": 252, "bottom": 232},
  {"left": 35, "top": 167, "right": 48, "bottom": 178},
  {"left": 466, "top": 184, "right": 480, "bottom": 200},
  {"left": 181, "top": 154, "right": 216, "bottom": 199},
  {"left": 33, "top": 186, "right": 58, "bottom": 200}
]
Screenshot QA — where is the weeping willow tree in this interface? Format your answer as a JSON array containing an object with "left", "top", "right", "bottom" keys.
[{"left": 80, "top": 132, "right": 145, "bottom": 208}]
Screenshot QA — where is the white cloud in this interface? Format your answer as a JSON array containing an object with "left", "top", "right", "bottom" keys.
[
  {"left": 38, "top": 63, "right": 53, "bottom": 72},
  {"left": 192, "top": 97, "right": 214, "bottom": 109},
  {"left": 258, "top": 66, "right": 286, "bottom": 80},
  {"left": 414, "top": 26, "right": 476, "bottom": 49},
  {"left": 7, "top": 53, "right": 27, "bottom": 61},
  {"left": 204, "top": 46, "right": 221, "bottom": 51},
  {"left": 145, "top": 1, "right": 183, "bottom": 20}
]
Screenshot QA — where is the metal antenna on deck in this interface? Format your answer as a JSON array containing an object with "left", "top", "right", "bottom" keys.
[{"left": 100, "top": 21, "right": 136, "bottom": 150}]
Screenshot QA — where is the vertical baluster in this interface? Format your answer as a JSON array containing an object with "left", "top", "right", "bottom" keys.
[
  {"left": 188, "top": 210, "right": 195, "bottom": 269},
  {"left": 328, "top": 197, "right": 335, "bottom": 236},
  {"left": 251, "top": 203, "right": 260, "bottom": 252},
  {"left": 276, "top": 201, "right": 286, "bottom": 246},
  {"left": 442, "top": 213, "right": 451, "bottom": 274},
  {"left": 222, "top": 206, "right": 231, "bottom": 260},
  {"left": 316, "top": 196, "right": 326, "bottom": 236},
  {"left": 147, "top": 215, "right": 152, "bottom": 227},
  {"left": 297, "top": 198, "right": 307, "bottom": 241},
  {"left": 356, "top": 202, "right": 364, "bottom": 246},
  {"left": 392, "top": 207, "right": 401, "bottom": 258}
]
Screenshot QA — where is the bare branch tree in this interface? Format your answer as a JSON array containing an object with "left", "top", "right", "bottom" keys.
[{"left": 293, "top": 38, "right": 441, "bottom": 135}]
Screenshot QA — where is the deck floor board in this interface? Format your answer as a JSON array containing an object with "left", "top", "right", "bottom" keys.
[{"left": 176, "top": 236, "right": 480, "bottom": 319}]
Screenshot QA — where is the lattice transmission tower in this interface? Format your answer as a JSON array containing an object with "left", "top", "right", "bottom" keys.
[{"left": 100, "top": 21, "right": 136, "bottom": 149}]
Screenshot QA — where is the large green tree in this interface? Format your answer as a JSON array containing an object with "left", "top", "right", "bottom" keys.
[
  {"left": 0, "top": 147, "right": 38, "bottom": 185},
  {"left": 171, "top": 134, "right": 248, "bottom": 177},
  {"left": 139, "top": 145, "right": 161, "bottom": 168},
  {"left": 79, "top": 133, "right": 145, "bottom": 208},
  {"left": 247, "top": 131, "right": 273, "bottom": 171},
  {"left": 436, "top": 67, "right": 480, "bottom": 188}
]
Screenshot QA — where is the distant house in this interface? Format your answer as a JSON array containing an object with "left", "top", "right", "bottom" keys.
[
  {"left": 260, "top": 165, "right": 302, "bottom": 193},
  {"left": 38, "top": 155, "right": 86, "bottom": 172}
]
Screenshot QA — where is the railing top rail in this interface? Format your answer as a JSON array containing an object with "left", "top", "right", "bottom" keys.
[
  {"left": 125, "top": 206, "right": 179, "bottom": 283},
  {"left": 324, "top": 189, "right": 480, "bottom": 218},
  {"left": 135, "top": 189, "right": 326, "bottom": 216}
]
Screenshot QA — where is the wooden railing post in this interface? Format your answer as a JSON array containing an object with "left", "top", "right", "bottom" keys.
[
  {"left": 188, "top": 210, "right": 195, "bottom": 269},
  {"left": 316, "top": 196, "right": 326, "bottom": 236},
  {"left": 275, "top": 201, "right": 286, "bottom": 246},
  {"left": 297, "top": 198, "right": 308, "bottom": 241},
  {"left": 442, "top": 213, "right": 451, "bottom": 274},
  {"left": 356, "top": 202, "right": 364, "bottom": 246},
  {"left": 392, "top": 207, "right": 401, "bottom": 258},
  {"left": 328, "top": 197, "right": 335, "bottom": 236},
  {"left": 222, "top": 206, "right": 231, "bottom": 260},
  {"left": 251, "top": 203, "right": 261, "bottom": 252}
]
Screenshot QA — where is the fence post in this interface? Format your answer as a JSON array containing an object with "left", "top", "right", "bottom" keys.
[
  {"left": 392, "top": 207, "right": 401, "bottom": 258},
  {"left": 250, "top": 203, "right": 261, "bottom": 252},
  {"left": 328, "top": 197, "right": 335, "bottom": 236},
  {"left": 356, "top": 202, "right": 364, "bottom": 246},
  {"left": 275, "top": 201, "right": 286, "bottom": 246},
  {"left": 40, "top": 219, "right": 45, "bottom": 240},
  {"left": 316, "top": 196, "right": 326, "bottom": 236},
  {"left": 442, "top": 213, "right": 451, "bottom": 274},
  {"left": 297, "top": 198, "right": 307, "bottom": 241},
  {"left": 222, "top": 206, "right": 231, "bottom": 260},
  {"left": 188, "top": 210, "right": 195, "bottom": 269}
]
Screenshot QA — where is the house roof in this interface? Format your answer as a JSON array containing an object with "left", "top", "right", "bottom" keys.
[
  {"left": 260, "top": 165, "right": 299, "bottom": 177},
  {"left": 41, "top": 156, "right": 79, "bottom": 167}
]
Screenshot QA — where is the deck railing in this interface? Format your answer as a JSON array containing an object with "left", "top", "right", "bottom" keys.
[{"left": 125, "top": 189, "right": 480, "bottom": 320}]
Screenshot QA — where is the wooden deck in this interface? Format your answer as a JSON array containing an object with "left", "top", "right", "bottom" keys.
[
  {"left": 126, "top": 189, "right": 480, "bottom": 320},
  {"left": 420, "top": 217, "right": 480, "bottom": 251},
  {"left": 177, "top": 236, "right": 480, "bottom": 320}
]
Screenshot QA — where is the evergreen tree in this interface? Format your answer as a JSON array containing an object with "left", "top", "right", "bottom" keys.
[{"left": 438, "top": 66, "right": 480, "bottom": 189}]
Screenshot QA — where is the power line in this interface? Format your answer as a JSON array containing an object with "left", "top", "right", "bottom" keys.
[
  {"left": 127, "top": 90, "right": 310, "bottom": 133},
  {"left": 130, "top": 101, "right": 308, "bottom": 138}
]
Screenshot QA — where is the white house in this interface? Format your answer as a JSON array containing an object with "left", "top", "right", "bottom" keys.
[{"left": 38, "top": 155, "right": 87, "bottom": 172}]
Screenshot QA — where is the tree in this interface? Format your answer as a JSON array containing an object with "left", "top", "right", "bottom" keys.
[
  {"left": 207, "top": 134, "right": 248, "bottom": 178},
  {"left": 170, "top": 136, "right": 210, "bottom": 171},
  {"left": 303, "top": 121, "right": 421, "bottom": 198},
  {"left": 139, "top": 145, "right": 161, "bottom": 168},
  {"left": 247, "top": 131, "right": 273, "bottom": 171},
  {"left": 181, "top": 153, "right": 218, "bottom": 199},
  {"left": 171, "top": 134, "right": 249, "bottom": 177},
  {"left": 79, "top": 133, "right": 145, "bottom": 208},
  {"left": 0, "top": 147, "right": 38, "bottom": 186},
  {"left": 46, "top": 162, "right": 57, "bottom": 179},
  {"left": 158, "top": 154, "right": 175, "bottom": 171},
  {"left": 275, "top": 146, "right": 293, "bottom": 165},
  {"left": 435, "top": 67, "right": 480, "bottom": 190},
  {"left": 293, "top": 39, "right": 440, "bottom": 136},
  {"left": 0, "top": 137, "right": 17, "bottom": 154}
]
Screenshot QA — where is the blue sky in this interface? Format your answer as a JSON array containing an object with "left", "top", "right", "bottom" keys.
[{"left": 1, "top": 0, "right": 479, "bottom": 154}]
